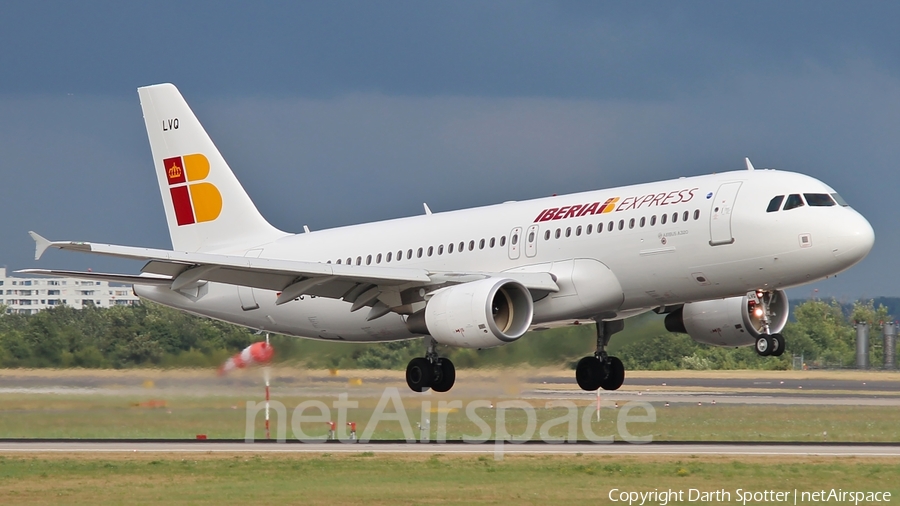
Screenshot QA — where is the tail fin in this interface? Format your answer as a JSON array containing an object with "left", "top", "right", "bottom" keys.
[{"left": 138, "top": 83, "right": 287, "bottom": 253}]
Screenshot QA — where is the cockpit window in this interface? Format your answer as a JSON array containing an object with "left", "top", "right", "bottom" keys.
[
  {"left": 831, "top": 193, "right": 849, "bottom": 206},
  {"left": 783, "top": 194, "right": 804, "bottom": 210},
  {"left": 766, "top": 195, "right": 784, "bottom": 213},
  {"left": 804, "top": 193, "right": 836, "bottom": 207}
]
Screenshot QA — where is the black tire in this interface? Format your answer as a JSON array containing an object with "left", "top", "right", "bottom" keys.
[
  {"left": 771, "top": 333, "right": 786, "bottom": 357},
  {"left": 575, "top": 356, "right": 605, "bottom": 391},
  {"left": 601, "top": 356, "right": 625, "bottom": 391},
  {"left": 431, "top": 358, "right": 456, "bottom": 393},
  {"left": 406, "top": 357, "right": 434, "bottom": 392},
  {"left": 755, "top": 335, "right": 772, "bottom": 356}
]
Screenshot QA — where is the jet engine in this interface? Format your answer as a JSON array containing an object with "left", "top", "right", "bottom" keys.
[
  {"left": 664, "top": 290, "right": 789, "bottom": 347},
  {"left": 406, "top": 278, "right": 534, "bottom": 348}
]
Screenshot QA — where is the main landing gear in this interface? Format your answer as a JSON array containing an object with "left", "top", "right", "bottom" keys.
[
  {"left": 575, "top": 319, "right": 626, "bottom": 391},
  {"left": 750, "top": 290, "right": 786, "bottom": 357},
  {"left": 406, "top": 336, "right": 456, "bottom": 393}
]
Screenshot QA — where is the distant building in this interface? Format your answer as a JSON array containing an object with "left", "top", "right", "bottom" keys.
[{"left": 0, "top": 267, "right": 140, "bottom": 314}]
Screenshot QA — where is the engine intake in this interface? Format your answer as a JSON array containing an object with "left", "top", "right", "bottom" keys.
[
  {"left": 406, "top": 278, "right": 534, "bottom": 348},
  {"left": 664, "top": 290, "right": 789, "bottom": 347}
]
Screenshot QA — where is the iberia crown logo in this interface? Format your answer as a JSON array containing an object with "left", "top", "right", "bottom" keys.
[{"left": 162, "top": 154, "right": 222, "bottom": 226}]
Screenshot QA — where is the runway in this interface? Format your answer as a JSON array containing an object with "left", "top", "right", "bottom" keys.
[{"left": 2, "top": 440, "right": 899, "bottom": 456}]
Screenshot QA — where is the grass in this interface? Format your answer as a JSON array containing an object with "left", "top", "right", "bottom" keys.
[
  {"left": 1, "top": 393, "right": 899, "bottom": 442},
  {"left": 0, "top": 453, "right": 897, "bottom": 505},
  {"left": 2, "top": 368, "right": 899, "bottom": 441}
]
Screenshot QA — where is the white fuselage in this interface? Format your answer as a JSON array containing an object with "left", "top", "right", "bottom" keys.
[{"left": 136, "top": 169, "right": 873, "bottom": 343}]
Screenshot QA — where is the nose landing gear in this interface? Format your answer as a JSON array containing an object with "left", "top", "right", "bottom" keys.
[
  {"left": 575, "top": 319, "right": 626, "bottom": 391},
  {"left": 755, "top": 333, "right": 785, "bottom": 357},
  {"left": 751, "top": 290, "right": 786, "bottom": 357}
]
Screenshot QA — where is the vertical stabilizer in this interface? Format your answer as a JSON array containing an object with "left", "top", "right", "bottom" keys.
[{"left": 138, "top": 83, "right": 287, "bottom": 253}]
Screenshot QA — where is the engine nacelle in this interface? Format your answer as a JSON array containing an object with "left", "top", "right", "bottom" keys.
[
  {"left": 406, "top": 278, "right": 534, "bottom": 349},
  {"left": 664, "top": 290, "right": 789, "bottom": 347}
]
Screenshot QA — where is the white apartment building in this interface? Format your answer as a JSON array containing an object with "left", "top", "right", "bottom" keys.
[{"left": 0, "top": 267, "right": 141, "bottom": 314}]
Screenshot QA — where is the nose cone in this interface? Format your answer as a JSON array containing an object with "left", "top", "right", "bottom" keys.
[{"left": 831, "top": 210, "right": 875, "bottom": 268}]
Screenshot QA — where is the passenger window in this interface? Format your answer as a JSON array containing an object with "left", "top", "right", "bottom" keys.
[
  {"left": 586, "top": 224, "right": 592, "bottom": 234},
  {"left": 555, "top": 228, "right": 561, "bottom": 239},
  {"left": 479, "top": 239, "right": 485, "bottom": 249},
  {"left": 661, "top": 214, "right": 667, "bottom": 225},
  {"left": 366, "top": 255, "right": 372, "bottom": 265},
  {"left": 527, "top": 232, "right": 534, "bottom": 243},
  {"left": 336, "top": 259, "right": 342, "bottom": 264},
  {"left": 438, "top": 245, "right": 443, "bottom": 255},
  {"left": 565, "top": 227, "right": 571, "bottom": 237},
  {"left": 490, "top": 237, "right": 496, "bottom": 248},
  {"left": 500, "top": 236, "right": 506, "bottom": 247},
  {"left": 607, "top": 221, "right": 614, "bottom": 232},
  {"left": 397, "top": 250, "right": 403, "bottom": 261},
  {"left": 766, "top": 196, "right": 784, "bottom": 213},
  {"left": 469, "top": 240, "right": 475, "bottom": 251},
  {"left": 672, "top": 212, "right": 678, "bottom": 223},
  {"left": 682, "top": 211, "right": 689, "bottom": 222},
  {"left": 448, "top": 243, "right": 454, "bottom": 254},
  {"left": 376, "top": 253, "right": 382, "bottom": 264},
  {"left": 417, "top": 247, "right": 423, "bottom": 258},
  {"left": 407, "top": 249, "right": 413, "bottom": 260},
  {"left": 650, "top": 215, "right": 657, "bottom": 226},
  {"left": 459, "top": 242, "right": 464, "bottom": 252},
  {"left": 356, "top": 256, "right": 362, "bottom": 266},
  {"left": 617, "top": 220, "right": 624, "bottom": 231},
  {"left": 831, "top": 193, "right": 849, "bottom": 206},
  {"left": 783, "top": 194, "right": 804, "bottom": 210},
  {"left": 386, "top": 252, "right": 392, "bottom": 262},
  {"left": 804, "top": 193, "right": 836, "bottom": 207},
  {"left": 347, "top": 257, "right": 352, "bottom": 265},
  {"left": 576, "top": 225, "right": 582, "bottom": 236},
  {"left": 427, "top": 246, "right": 433, "bottom": 256},
  {"left": 639, "top": 217, "right": 645, "bottom": 227},
  {"left": 544, "top": 230, "right": 551, "bottom": 240},
  {"left": 628, "top": 218, "right": 635, "bottom": 229},
  {"left": 693, "top": 209, "right": 700, "bottom": 220}
]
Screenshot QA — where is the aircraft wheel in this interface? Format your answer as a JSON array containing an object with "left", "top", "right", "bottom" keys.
[
  {"left": 771, "top": 333, "right": 786, "bottom": 357},
  {"left": 576, "top": 356, "right": 605, "bottom": 391},
  {"left": 431, "top": 358, "right": 456, "bottom": 393},
  {"left": 755, "top": 335, "right": 773, "bottom": 356},
  {"left": 406, "top": 357, "right": 434, "bottom": 392},
  {"left": 601, "top": 356, "right": 625, "bottom": 391}
]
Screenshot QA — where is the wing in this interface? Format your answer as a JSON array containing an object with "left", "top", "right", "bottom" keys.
[{"left": 22, "top": 232, "right": 559, "bottom": 320}]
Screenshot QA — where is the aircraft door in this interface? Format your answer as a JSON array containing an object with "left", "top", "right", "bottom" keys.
[
  {"left": 525, "top": 224, "right": 539, "bottom": 258},
  {"left": 709, "top": 181, "right": 742, "bottom": 246},
  {"left": 238, "top": 249, "right": 263, "bottom": 310},
  {"left": 508, "top": 227, "right": 522, "bottom": 260}
]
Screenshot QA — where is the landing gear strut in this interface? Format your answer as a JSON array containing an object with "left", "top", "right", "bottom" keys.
[
  {"left": 575, "top": 319, "right": 626, "bottom": 391},
  {"left": 751, "top": 290, "right": 786, "bottom": 357},
  {"left": 406, "top": 336, "right": 456, "bottom": 393}
]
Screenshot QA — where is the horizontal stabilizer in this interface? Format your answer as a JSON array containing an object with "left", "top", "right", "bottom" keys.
[{"left": 16, "top": 269, "right": 172, "bottom": 286}]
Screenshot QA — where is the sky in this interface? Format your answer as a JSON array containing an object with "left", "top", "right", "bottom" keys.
[{"left": 0, "top": 1, "right": 898, "bottom": 300}]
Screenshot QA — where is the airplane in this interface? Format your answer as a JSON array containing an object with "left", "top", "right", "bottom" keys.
[{"left": 21, "top": 83, "right": 875, "bottom": 393}]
